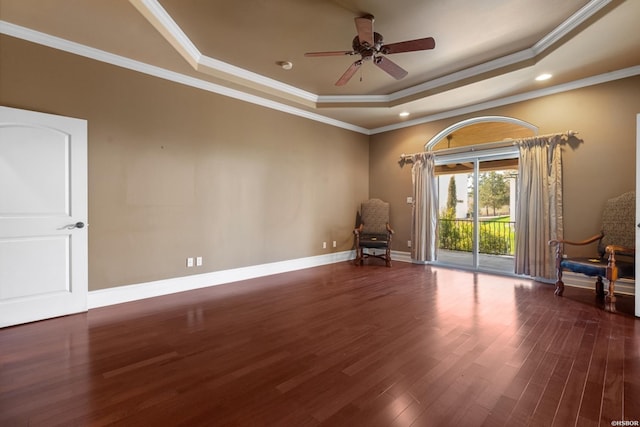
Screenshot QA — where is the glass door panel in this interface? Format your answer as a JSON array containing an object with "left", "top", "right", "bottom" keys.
[
  {"left": 436, "top": 163, "right": 475, "bottom": 268},
  {"left": 435, "top": 154, "right": 518, "bottom": 274},
  {"left": 476, "top": 160, "right": 517, "bottom": 273}
]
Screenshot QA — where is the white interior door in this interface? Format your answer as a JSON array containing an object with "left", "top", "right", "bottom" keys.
[{"left": 0, "top": 106, "right": 88, "bottom": 328}]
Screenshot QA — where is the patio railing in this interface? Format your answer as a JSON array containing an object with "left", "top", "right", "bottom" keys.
[{"left": 438, "top": 218, "right": 515, "bottom": 255}]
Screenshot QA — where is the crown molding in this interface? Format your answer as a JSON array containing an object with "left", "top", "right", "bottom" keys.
[
  {"left": 319, "top": 49, "right": 536, "bottom": 105},
  {"left": 533, "top": 0, "right": 611, "bottom": 53},
  {"left": 370, "top": 64, "right": 640, "bottom": 134},
  {"left": 197, "top": 56, "right": 318, "bottom": 103},
  {"left": 129, "top": 0, "right": 613, "bottom": 108},
  {"left": 0, "top": 20, "right": 369, "bottom": 135},
  {"left": 129, "top": 0, "right": 318, "bottom": 104},
  {"left": 129, "top": 0, "right": 201, "bottom": 67},
  {"left": 2, "top": 10, "right": 638, "bottom": 136},
  {"left": 314, "top": 0, "right": 613, "bottom": 105}
]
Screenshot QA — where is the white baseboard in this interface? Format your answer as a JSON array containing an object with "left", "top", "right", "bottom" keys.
[
  {"left": 391, "top": 250, "right": 414, "bottom": 264},
  {"left": 88, "top": 250, "right": 355, "bottom": 309},
  {"left": 561, "top": 272, "right": 635, "bottom": 296},
  {"left": 90, "top": 250, "right": 632, "bottom": 310},
  {"left": 398, "top": 252, "right": 636, "bottom": 296}
]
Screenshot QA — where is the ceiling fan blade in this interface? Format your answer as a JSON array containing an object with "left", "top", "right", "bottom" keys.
[
  {"left": 382, "top": 37, "right": 436, "bottom": 54},
  {"left": 373, "top": 56, "right": 408, "bottom": 80},
  {"left": 354, "top": 15, "right": 374, "bottom": 46},
  {"left": 335, "top": 60, "right": 363, "bottom": 86},
  {"left": 304, "top": 50, "right": 356, "bottom": 57}
]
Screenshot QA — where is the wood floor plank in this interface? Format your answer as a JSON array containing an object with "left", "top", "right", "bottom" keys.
[
  {"left": 551, "top": 320, "right": 599, "bottom": 427},
  {"left": 528, "top": 355, "right": 575, "bottom": 427},
  {"left": 0, "top": 261, "right": 637, "bottom": 426},
  {"left": 506, "top": 351, "right": 560, "bottom": 426},
  {"left": 623, "top": 326, "right": 640, "bottom": 422},
  {"left": 577, "top": 324, "right": 612, "bottom": 426},
  {"left": 600, "top": 323, "right": 625, "bottom": 424}
]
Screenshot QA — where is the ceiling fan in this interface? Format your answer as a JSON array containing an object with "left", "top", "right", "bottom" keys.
[{"left": 304, "top": 14, "right": 435, "bottom": 86}]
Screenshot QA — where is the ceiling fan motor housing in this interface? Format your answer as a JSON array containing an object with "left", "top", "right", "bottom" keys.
[{"left": 352, "top": 32, "right": 384, "bottom": 59}]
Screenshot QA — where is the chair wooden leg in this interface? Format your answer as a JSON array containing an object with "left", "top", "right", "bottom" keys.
[
  {"left": 604, "top": 279, "right": 617, "bottom": 312},
  {"left": 554, "top": 243, "right": 564, "bottom": 297},
  {"left": 554, "top": 263, "right": 564, "bottom": 296},
  {"left": 385, "top": 248, "right": 391, "bottom": 267},
  {"left": 595, "top": 276, "right": 605, "bottom": 299},
  {"left": 354, "top": 248, "right": 363, "bottom": 266},
  {"left": 604, "top": 251, "right": 618, "bottom": 312}
]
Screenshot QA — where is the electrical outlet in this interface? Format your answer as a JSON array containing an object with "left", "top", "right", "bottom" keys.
[
  {"left": 406, "top": 196, "right": 413, "bottom": 204},
  {"left": 186, "top": 257, "right": 194, "bottom": 267},
  {"left": 322, "top": 242, "right": 327, "bottom": 249},
  {"left": 332, "top": 241, "right": 337, "bottom": 248},
  {"left": 407, "top": 240, "right": 412, "bottom": 248},
  {"left": 196, "top": 256, "right": 203, "bottom": 266}
]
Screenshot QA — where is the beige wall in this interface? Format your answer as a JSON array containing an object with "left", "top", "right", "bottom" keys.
[
  {"left": 370, "top": 76, "right": 640, "bottom": 257},
  {"left": 2, "top": 34, "right": 639, "bottom": 291},
  {"left": 0, "top": 36, "right": 370, "bottom": 290}
]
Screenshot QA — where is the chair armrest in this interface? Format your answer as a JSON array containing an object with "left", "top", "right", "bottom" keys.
[
  {"left": 605, "top": 244, "right": 635, "bottom": 255},
  {"left": 548, "top": 232, "right": 604, "bottom": 247},
  {"left": 386, "top": 223, "right": 394, "bottom": 234}
]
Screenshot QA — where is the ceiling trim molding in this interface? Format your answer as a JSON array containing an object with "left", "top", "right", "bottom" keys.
[
  {"left": 2, "top": 19, "right": 638, "bottom": 136},
  {"left": 129, "top": 0, "right": 201, "bottom": 67},
  {"left": 0, "top": 20, "right": 369, "bottom": 135},
  {"left": 370, "top": 65, "right": 640, "bottom": 134},
  {"left": 319, "top": 0, "right": 613, "bottom": 105},
  {"left": 320, "top": 49, "right": 536, "bottom": 105},
  {"left": 392, "top": 50, "right": 534, "bottom": 101},
  {"left": 533, "top": 0, "right": 611, "bottom": 53},
  {"left": 196, "top": 56, "right": 318, "bottom": 103},
  {"left": 128, "top": 0, "right": 613, "bottom": 108},
  {"left": 129, "top": 0, "right": 318, "bottom": 104}
]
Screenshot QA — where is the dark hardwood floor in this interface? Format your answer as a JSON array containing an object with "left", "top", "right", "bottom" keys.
[{"left": 1, "top": 261, "right": 638, "bottom": 426}]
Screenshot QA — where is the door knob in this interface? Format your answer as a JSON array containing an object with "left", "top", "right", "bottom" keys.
[{"left": 63, "top": 222, "right": 86, "bottom": 229}]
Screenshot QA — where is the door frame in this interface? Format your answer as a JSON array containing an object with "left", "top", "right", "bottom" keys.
[
  {"left": 636, "top": 113, "right": 639, "bottom": 317},
  {"left": 434, "top": 146, "right": 519, "bottom": 271}
]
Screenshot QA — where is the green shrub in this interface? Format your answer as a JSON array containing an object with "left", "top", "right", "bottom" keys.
[{"left": 438, "top": 215, "right": 514, "bottom": 255}]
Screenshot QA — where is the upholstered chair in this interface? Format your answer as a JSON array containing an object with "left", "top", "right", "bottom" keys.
[
  {"left": 354, "top": 198, "right": 394, "bottom": 267},
  {"left": 549, "top": 191, "right": 635, "bottom": 312}
]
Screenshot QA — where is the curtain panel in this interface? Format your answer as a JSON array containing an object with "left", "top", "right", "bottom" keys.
[
  {"left": 514, "top": 136, "right": 564, "bottom": 279},
  {"left": 411, "top": 152, "right": 438, "bottom": 262}
]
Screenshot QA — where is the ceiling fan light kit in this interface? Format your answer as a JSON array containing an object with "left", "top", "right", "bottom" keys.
[{"left": 305, "top": 14, "right": 435, "bottom": 86}]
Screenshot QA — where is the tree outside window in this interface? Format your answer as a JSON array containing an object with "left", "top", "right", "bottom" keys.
[{"left": 478, "top": 171, "right": 509, "bottom": 216}]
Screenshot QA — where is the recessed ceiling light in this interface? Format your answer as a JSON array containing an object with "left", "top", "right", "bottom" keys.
[
  {"left": 535, "top": 73, "right": 552, "bottom": 81},
  {"left": 399, "top": 111, "right": 410, "bottom": 117}
]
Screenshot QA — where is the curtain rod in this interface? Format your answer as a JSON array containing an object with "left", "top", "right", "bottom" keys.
[{"left": 399, "top": 130, "right": 578, "bottom": 163}]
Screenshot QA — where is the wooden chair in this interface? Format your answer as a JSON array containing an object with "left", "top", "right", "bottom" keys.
[
  {"left": 549, "top": 191, "right": 635, "bottom": 312},
  {"left": 354, "top": 198, "right": 394, "bottom": 267}
]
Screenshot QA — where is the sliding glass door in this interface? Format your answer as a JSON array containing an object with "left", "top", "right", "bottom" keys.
[{"left": 435, "top": 148, "right": 518, "bottom": 273}]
